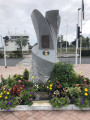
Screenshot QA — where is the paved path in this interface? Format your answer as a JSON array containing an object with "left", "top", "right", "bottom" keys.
[
  {"left": 0, "top": 110, "right": 90, "bottom": 120},
  {"left": 0, "top": 66, "right": 30, "bottom": 82}
]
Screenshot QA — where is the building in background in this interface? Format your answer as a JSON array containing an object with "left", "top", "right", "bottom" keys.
[{"left": 5, "top": 34, "right": 29, "bottom": 52}]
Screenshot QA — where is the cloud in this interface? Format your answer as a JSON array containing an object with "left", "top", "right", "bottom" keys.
[{"left": 0, "top": 0, "right": 90, "bottom": 46}]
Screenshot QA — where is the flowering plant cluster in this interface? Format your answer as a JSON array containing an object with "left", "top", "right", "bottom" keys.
[
  {"left": 0, "top": 69, "right": 36, "bottom": 110},
  {"left": 0, "top": 90, "right": 18, "bottom": 110},
  {"left": 48, "top": 62, "right": 90, "bottom": 109},
  {"left": 50, "top": 96, "right": 70, "bottom": 108}
]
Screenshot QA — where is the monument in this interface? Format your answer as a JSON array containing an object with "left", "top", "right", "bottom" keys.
[{"left": 30, "top": 9, "right": 60, "bottom": 83}]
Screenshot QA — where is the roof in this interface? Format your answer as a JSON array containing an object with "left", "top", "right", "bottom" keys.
[{"left": 6, "top": 33, "right": 29, "bottom": 37}]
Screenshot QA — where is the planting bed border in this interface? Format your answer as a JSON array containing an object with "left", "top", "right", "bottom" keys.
[{"left": 0, "top": 101, "right": 90, "bottom": 111}]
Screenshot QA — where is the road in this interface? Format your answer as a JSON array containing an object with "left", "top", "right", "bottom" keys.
[
  {"left": 0, "top": 58, "right": 24, "bottom": 66},
  {"left": 59, "top": 57, "right": 90, "bottom": 64},
  {"left": 0, "top": 56, "right": 90, "bottom": 66}
]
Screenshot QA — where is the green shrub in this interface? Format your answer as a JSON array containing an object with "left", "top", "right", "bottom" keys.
[
  {"left": 0, "top": 90, "right": 18, "bottom": 110},
  {"left": 74, "top": 97, "right": 90, "bottom": 109},
  {"left": 0, "top": 53, "right": 4, "bottom": 58},
  {"left": 38, "top": 82, "right": 47, "bottom": 92},
  {"left": 68, "top": 87, "right": 81, "bottom": 98},
  {"left": 9, "top": 53, "right": 14, "bottom": 58},
  {"left": 20, "top": 88, "right": 36, "bottom": 105},
  {"left": 50, "top": 96, "right": 70, "bottom": 108},
  {"left": 47, "top": 62, "right": 78, "bottom": 92},
  {"left": 81, "top": 50, "right": 90, "bottom": 56},
  {"left": 13, "top": 51, "right": 23, "bottom": 57},
  {"left": 23, "top": 69, "right": 30, "bottom": 80}
]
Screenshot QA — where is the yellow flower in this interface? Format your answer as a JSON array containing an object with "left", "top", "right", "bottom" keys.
[
  {"left": 0, "top": 96, "right": 2, "bottom": 98},
  {"left": 47, "top": 86, "right": 49, "bottom": 89},
  {"left": 79, "top": 71, "right": 81, "bottom": 74},
  {"left": 84, "top": 88, "right": 88, "bottom": 92},
  {"left": 50, "top": 84, "right": 52, "bottom": 87},
  {"left": 84, "top": 93, "right": 88, "bottom": 96},
  {"left": 7, "top": 92, "right": 10, "bottom": 94},
  {"left": 5, "top": 96, "right": 8, "bottom": 99},
  {"left": 0, "top": 92, "right": 3, "bottom": 95},
  {"left": 21, "top": 77, "right": 23, "bottom": 79},
  {"left": 48, "top": 80, "right": 50, "bottom": 82},
  {"left": 4, "top": 91, "right": 6, "bottom": 93},
  {"left": 49, "top": 87, "right": 52, "bottom": 90},
  {"left": 32, "top": 76, "right": 34, "bottom": 79},
  {"left": 16, "top": 75, "right": 18, "bottom": 77}
]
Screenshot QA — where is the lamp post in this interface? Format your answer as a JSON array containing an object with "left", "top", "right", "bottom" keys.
[
  {"left": 75, "top": 8, "right": 81, "bottom": 66},
  {"left": 3, "top": 36, "right": 9, "bottom": 68},
  {"left": 20, "top": 36, "right": 23, "bottom": 55},
  {"left": 66, "top": 20, "right": 68, "bottom": 52}
]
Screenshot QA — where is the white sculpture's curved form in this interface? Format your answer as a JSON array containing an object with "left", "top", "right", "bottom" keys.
[{"left": 30, "top": 9, "right": 60, "bottom": 83}]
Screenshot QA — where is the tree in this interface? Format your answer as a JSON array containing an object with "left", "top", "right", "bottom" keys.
[
  {"left": 15, "top": 37, "right": 28, "bottom": 50},
  {"left": 86, "top": 37, "right": 90, "bottom": 49}
]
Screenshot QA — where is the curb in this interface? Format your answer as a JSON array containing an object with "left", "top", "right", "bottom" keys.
[{"left": 0, "top": 101, "right": 90, "bottom": 111}]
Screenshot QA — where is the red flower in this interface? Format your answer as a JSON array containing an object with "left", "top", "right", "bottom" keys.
[
  {"left": 17, "top": 89, "right": 21, "bottom": 92},
  {"left": 21, "top": 85, "right": 25, "bottom": 88},
  {"left": 84, "top": 79, "right": 86, "bottom": 82},
  {"left": 57, "top": 85, "right": 61, "bottom": 88},
  {"left": 26, "top": 80, "right": 28, "bottom": 83},
  {"left": 56, "top": 81, "right": 60, "bottom": 84}
]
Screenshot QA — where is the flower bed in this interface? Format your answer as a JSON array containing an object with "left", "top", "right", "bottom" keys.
[{"left": 0, "top": 62, "right": 90, "bottom": 111}]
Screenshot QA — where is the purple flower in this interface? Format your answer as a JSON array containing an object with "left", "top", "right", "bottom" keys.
[
  {"left": 10, "top": 103, "right": 12, "bottom": 105},
  {"left": 12, "top": 97, "right": 14, "bottom": 100},
  {"left": 32, "top": 93, "right": 34, "bottom": 96},
  {"left": 1, "top": 108, "right": 2, "bottom": 110},
  {"left": 26, "top": 94, "right": 28, "bottom": 96},
  {"left": 81, "top": 99, "right": 83, "bottom": 104},
  {"left": 57, "top": 101, "right": 58, "bottom": 103},
  {"left": 53, "top": 100, "right": 55, "bottom": 103},
  {"left": 8, "top": 109, "right": 10, "bottom": 111},
  {"left": 7, "top": 102, "right": 9, "bottom": 105}
]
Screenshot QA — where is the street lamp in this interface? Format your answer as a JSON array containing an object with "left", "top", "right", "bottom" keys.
[
  {"left": 20, "top": 36, "right": 23, "bottom": 55},
  {"left": 66, "top": 19, "right": 68, "bottom": 52},
  {"left": 3, "top": 36, "right": 9, "bottom": 68},
  {"left": 75, "top": 8, "right": 81, "bottom": 66}
]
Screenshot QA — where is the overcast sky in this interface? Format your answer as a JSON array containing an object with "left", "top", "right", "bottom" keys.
[{"left": 0, "top": 0, "right": 90, "bottom": 46}]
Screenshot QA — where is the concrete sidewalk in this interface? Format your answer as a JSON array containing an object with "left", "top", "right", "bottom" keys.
[
  {"left": 0, "top": 64, "right": 90, "bottom": 81},
  {"left": 0, "top": 66, "right": 30, "bottom": 82}
]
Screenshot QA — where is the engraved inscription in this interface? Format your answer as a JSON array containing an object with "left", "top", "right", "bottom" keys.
[{"left": 41, "top": 35, "right": 49, "bottom": 48}]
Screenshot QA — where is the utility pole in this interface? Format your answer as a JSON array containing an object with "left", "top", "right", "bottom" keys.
[
  {"left": 3, "top": 36, "right": 9, "bottom": 68},
  {"left": 20, "top": 36, "right": 23, "bottom": 55},
  {"left": 66, "top": 20, "right": 68, "bottom": 52},
  {"left": 75, "top": 8, "right": 81, "bottom": 66}
]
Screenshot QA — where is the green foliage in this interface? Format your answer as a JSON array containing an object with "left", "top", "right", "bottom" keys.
[
  {"left": 81, "top": 50, "right": 90, "bottom": 56},
  {"left": 50, "top": 96, "right": 70, "bottom": 108},
  {"left": 15, "top": 37, "right": 28, "bottom": 48},
  {"left": 0, "top": 77, "right": 7, "bottom": 86},
  {"left": 38, "top": 82, "right": 47, "bottom": 92},
  {"left": 0, "top": 53, "right": 4, "bottom": 58},
  {"left": 20, "top": 88, "right": 36, "bottom": 105},
  {"left": 12, "top": 51, "right": 23, "bottom": 57},
  {"left": 23, "top": 69, "right": 30, "bottom": 80},
  {"left": 74, "top": 97, "right": 90, "bottom": 109},
  {"left": 0, "top": 90, "right": 18, "bottom": 110},
  {"left": 68, "top": 87, "right": 81, "bottom": 98},
  {"left": 48, "top": 62, "right": 78, "bottom": 90}
]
